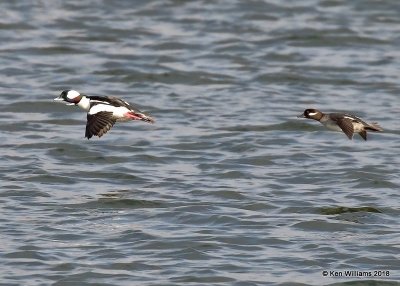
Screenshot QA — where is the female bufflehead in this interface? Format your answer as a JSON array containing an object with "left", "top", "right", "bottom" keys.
[
  {"left": 54, "top": 90, "right": 154, "bottom": 139},
  {"left": 298, "top": 108, "right": 383, "bottom": 140}
]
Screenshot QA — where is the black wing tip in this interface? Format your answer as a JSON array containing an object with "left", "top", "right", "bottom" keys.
[
  {"left": 85, "top": 129, "right": 110, "bottom": 139},
  {"left": 359, "top": 130, "right": 367, "bottom": 141},
  {"left": 85, "top": 131, "right": 107, "bottom": 139},
  {"left": 85, "top": 126, "right": 93, "bottom": 139},
  {"left": 85, "top": 132, "right": 93, "bottom": 139}
]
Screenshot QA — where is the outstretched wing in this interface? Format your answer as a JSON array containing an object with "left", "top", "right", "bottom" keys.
[
  {"left": 335, "top": 118, "right": 354, "bottom": 140},
  {"left": 85, "top": 111, "right": 116, "bottom": 139}
]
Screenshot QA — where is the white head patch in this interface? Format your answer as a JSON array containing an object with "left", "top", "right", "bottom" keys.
[
  {"left": 67, "top": 90, "right": 81, "bottom": 100},
  {"left": 308, "top": 112, "right": 318, "bottom": 116}
]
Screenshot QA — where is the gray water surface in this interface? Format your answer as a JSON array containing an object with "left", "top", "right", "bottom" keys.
[{"left": 0, "top": 1, "right": 399, "bottom": 285}]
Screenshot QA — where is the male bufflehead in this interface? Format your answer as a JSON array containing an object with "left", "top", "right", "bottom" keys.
[
  {"left": 54, "top": 90, "right": 154, "bottom": 139},
  {"left": 298, "top": 108, "right": 383, "bottom": 140}
]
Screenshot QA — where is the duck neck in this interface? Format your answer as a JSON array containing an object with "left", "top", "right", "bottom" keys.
[{"left": 77, "top": 95, "right": 90, "bottom": 111}]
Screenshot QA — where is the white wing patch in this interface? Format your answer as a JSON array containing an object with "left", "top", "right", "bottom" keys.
[
  {"left": 343, "top": 115, "right": 356, "bottom": 121},
  {"left": 89, "top": 104, "right": 129, "bottom": 118}
]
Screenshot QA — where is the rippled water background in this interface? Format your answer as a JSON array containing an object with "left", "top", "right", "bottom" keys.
[{"left": 0, "top": 1, "right": 399, "bottom": 285}]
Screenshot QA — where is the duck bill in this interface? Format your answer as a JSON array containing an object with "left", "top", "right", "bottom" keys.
[
  {"left": 297, "top": 113, "right": 306, "bottom": 118},
  {"left": 54, "top": 97, "right": 75, "bottom": 105}
]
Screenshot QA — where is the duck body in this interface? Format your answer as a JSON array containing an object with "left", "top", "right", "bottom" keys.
[
  {"left": 54, "top": 90, "right": 154, "bottom": 139},
  {"left": 298, "top": 109, "right": 382, "bottom": 141}
]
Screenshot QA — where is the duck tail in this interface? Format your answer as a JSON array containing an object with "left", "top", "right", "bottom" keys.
[
  {"left": 366, "top": 122, "right": 383, "bottom": 132},
  {"left": 126, "top": 111, "right": 155, "bottom": 124},
  {"left": 140, "top": 113, "right": 155, "bottom": 124}
]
